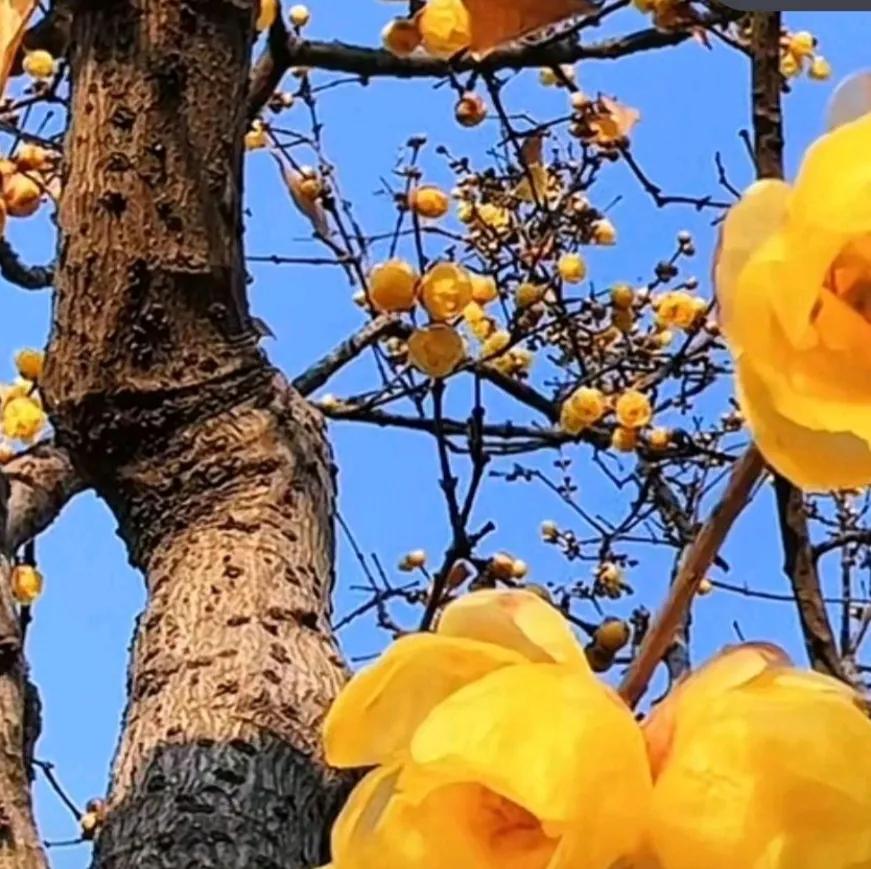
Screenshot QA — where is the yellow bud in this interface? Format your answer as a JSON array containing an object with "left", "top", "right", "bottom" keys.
[
  {"left": 4, "top": 173, "right": 41, "bottom": 218},
  {"left": 591, "top": 218, "right": 617, "bottom": 245},
  {"left": 540, "top": 520, "right": 559, "bottom": 542},
  {"left": 470, "top": 273, "right": 498, "bottom": 305},
  {"left": 288, "top": 4, "right": 311, "bottom": 27},
  {"left": 648, "top": 426, "right": 671, "bottom": 450},
  {"left": 788, "top": 30, "right": 815, "bottom": 58},
  {"left": 490, "top": 553, "right": 515, "bottom": 580},
  {"left": 610, "top": 283, "right": 635, "bottom": 309},
  {"left": 22, "top": 50, "right": 54, "bottom": 80},
  {"left": 697, "top": 577, "right": 714, "bottom": 596},
  {"left": 455, "top": 92, "right": 487, "bottom": 127},
  {"left": 15, "top": 349, "right": 43, "bottom": 381},
  {"left": 409, "top": 185, "right": 450, "bottom": 219},
  {"left": 594, "top": 618, "right": 631, "bottom": 653},
  {"left": 809, "top": 55, "right": 832, "bottom": 81},
  {"left": 558, "top": 252, "right": 587, "bottom": 284},
  {"left": 515, "top": 281, "right": 545, "bottom": 308},
  {"left": 244, "top": 122, "right": 268, "bottom": 151},
  {"left": 407, "top": 325, "right": 465, "bottom": 378},
  {"left": 11, "top": 565, "right": 43, "bottom": 605},
  {"left": 511, "top": 559, "right": 529, "bottom": 580},
  {"left": 368, "top": 259, "right": 418, "bottom": 313},
  {"left": 400, "top": 549, "right": 427, "bottom": 571},
  {"left": 611, "top": 426, "right": 638, "bottom": 452},
  {"left": 780, "top": 52, "right": 801, "bottom": 79}
]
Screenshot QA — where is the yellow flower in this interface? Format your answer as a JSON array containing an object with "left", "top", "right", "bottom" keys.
[
  {"left": 615, "top": 389, "right": 652, "bottom": 429},
  {"left": 788, "top": 30, "right": 815, "bottom": 59},
  {"left": 408, "top": 325, "right": 465, "bottom": 378},
  {"left": 479, "top": 329, "right": 511, "bottom": 366},
  {"left": 558, "top": 252, "right": 586, "bottom": 283},
  {"left": 420, "top": 262, "right": 473, "bottom": 321},
  {"left": 559, "top": 386, "right": 606, "bottom": 434},
  {"left": 470, "top": 273, "right": 499, "bottom": 305},
  {"left": 643, "top": 643, "right": 871, "bottom": 869},
  {"left": 475, "top": 202, "right": 512, "bottom": 233},
  {"left": 22, "top": 50, "right": 54, "bottom": 80},
  {"left": 2, "top": 395, "right": 45, "bottom": 442},
  {"left": 780, "top": 51, "right": 802, "bottom": 79},
  {"left": 416, "top": 0, "right": 471, "bottom": 58},
  {"left": 655, "top": 290, "right": 699, "bottom": 330},
  {"left": 10, "top": 565, "right": 43, "bottom": 605},
  {"left": 514, "top": 281, "right": 545, "bottom": 309},
  {"left": 15, "top": 349, "right": 43, "bottom": 381},
  {"left": 410, "top": 185, "right": 450, "bottom": 220},
  {"left": 715, "top": 112, "right": 871, "bottom": 490},
  {"left": 382, "top": 18, "right": 423, "bottom": 56},
  {"left": 244, "top": 122, "right": 267, "bottom": 151},
  {"left": 255, "top": 0, "right": 277, "bottom": 30},
  {"left": 369, "top": 259, "right": 418, "bottom": 313},
  {"left": 324, "top": 590, "right": 652, "bottom": 869}
]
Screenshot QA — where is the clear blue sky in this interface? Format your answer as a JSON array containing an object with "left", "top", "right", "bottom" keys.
[{"left": 1, "top": 5, "right": 869, "bottom": 866}]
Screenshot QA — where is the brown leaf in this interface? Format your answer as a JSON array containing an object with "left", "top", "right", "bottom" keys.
[
  {"left": 271, "top": 153, "right": 330, "bottom": 238},
  {"left": 0, "top": 0, "right": 38, "bottom": 96},
  {"left": 463, "top": 0, "right": 595, "bottom": 55}
]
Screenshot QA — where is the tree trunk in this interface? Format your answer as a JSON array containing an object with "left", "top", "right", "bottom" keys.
[{"left": 41, "top": 0, "right": 349, "bottom": 865}]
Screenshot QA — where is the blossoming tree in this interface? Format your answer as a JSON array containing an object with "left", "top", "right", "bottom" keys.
[{"left": 0, "top": 0, "right": 869, "bottom": 867}]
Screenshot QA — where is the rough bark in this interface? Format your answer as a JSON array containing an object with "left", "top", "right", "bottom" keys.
[
  {"left": 0, "top": 479, "right": 45, "bottom": 868},
  {"left": 41, "top": 0, "right": 349, "bottom": 865}
]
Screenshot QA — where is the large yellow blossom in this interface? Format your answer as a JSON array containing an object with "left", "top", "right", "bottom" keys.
[
  {"left": 643, "top": 643, "right": 871, "bottom": 869},
  {"left": 323, "top": 589, "right": 652, "bottom": 869},
  {"left": 716, "top": 111, "right": 871, "bottom": 490}
]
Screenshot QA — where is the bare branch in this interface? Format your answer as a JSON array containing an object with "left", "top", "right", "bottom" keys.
[
  {"left": 0, "top": 240, "right": 54, "bottom": 291},
  {"left": 618, "top": 446, "right": 765, "bottom": 707},
  {"left": 293, "top": 315, "right": 406, "bottom": 397},
  {"left": 3, "top": 444, "right": 84, "bottom": 554}
]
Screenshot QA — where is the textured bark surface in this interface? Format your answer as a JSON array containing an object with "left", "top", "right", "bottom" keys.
[
  {"left": 0, "top": 559, "right": 45, "bottom": 869},
  {"left": 40, "top": 0, "right": 350, "bottom": 865}
]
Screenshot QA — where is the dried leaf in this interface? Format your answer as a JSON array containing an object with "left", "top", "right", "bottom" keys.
[
  {"left": 272, "top": 153, "right": 330, "bottom": 238},
  {"left": 588, "top": 97, "right": 640, "bottom": 146},
  {"left": 463, "top": 0, "right": 595, "bottom": 55},
  {"left": 0, "top": 0, "right": 38, "bottom": 97}
]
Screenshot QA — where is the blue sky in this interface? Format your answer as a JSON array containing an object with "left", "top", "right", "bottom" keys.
[{"left": 1, "top": 5, "right": 870, "bottom": 866}]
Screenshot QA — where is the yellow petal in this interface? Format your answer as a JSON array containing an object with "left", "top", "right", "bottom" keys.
[
  {"left": 644, "top": 642, "right": 791, "bottom": 778},
  {"left": 410, "top": 663, "right": 651, "bottom": 828},
  {"left": 715, "top": 179, "right": 791, "bottom": 351},
  {"left": 736, "top": 358, "right": 871, "bottom": 491},
  {"left": 324, "top": 632, "right": 525, "bottom": 768},
  {"left": 436, "top": 589, "right": 587, "bottom": 667},
  {"left": 648, "top": 664, "right": 871, "bottom": 869}
]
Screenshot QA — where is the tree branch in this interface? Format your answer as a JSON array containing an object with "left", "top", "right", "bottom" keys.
[
  {"left": 293, "top": 314, "right": 406, "bottom": 397},
  {"left": 0, "top": 240, "right": 54, "bottom": 292},
  {"left": 750, "top": 11, "right": 846, "bottom": 681},
  {"left": 618, "top": 446, "right": 765, "bottom": 707},
  {"left": 3, "top": 444, "right": 84, "bottom": 554}
]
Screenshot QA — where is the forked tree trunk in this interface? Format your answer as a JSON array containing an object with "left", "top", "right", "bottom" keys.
[{"left": 40, "top": 0, "right": 349, "bottom": 865}]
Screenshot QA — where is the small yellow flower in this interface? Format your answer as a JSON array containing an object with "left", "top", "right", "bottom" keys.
[
  {"left": 15, "top": 349, "right": 43, "bottom": 381},
  {"left": 407, "top": 324, "right": 464, "bottom": 378},
  {"left": 591, "top": 218, "right": 617, "bottom": 245},
  {"left": 479, "top": 329, "right": 510, "bottom": 362},
  {"left": 611, "top": 426, "right": 638, "bottom": 452},
  {"left": 780, "top": 52, "right": 801, "bottom": 79},
  {"left": 10, "top": 565, "right": 43, "bottom": 605},
  {"left": 420, "top": 262, "right": 473, "bottom": 321},
  {"left": 558, "top": 253, "right": 587, "bottom": 284},
  {"left": 463, "top": 303, "right": 495, "bottom": 340},
  {"left": 2, "top": 395, "right": 45, "bottom": 442},
  {"left": 593, "top": 618, "right": 631, "bottom": 653},
  {"left": 615, "top": 390, "right": 652, "bottom": 429},
  {"left": 4, "top": 173, "right": 41, "bottom": 218},
  {"left": 368, "top": 259, "right": 418, "bottom": 313},
  {"left": 470, "top": 273, "right": 498, "bottom": 305},
  {"left": 288, "top": 3, "right": 311, "bottom": 27},
  {"left": 22, "top": 50, "right": 54, "bottom": 80},
  {"left": 610, "top": 283, "right": 635, "bottom": 309},
  {"left": 656, "top": 290, "right": 699, "bottom": 330},
  {"left": 475, "top": 202, "right": 512, "bottom": 233},
  {"left": 416, "top": 0, "right": 471, "bottom": 58},
  {"left": 697, "top": 577, "right": 714, "bottom": 596},
  {"left": 560, "top": 386, "right": 606, "bottom": 434},
  {"left": 410, "top": 185, "right": 450, "bottom": 220},
  {"left": 514, "top": 281, "right": 545, "bottom": 309},
  {"left": 788, "top": 30, "right": 815, "bottom": 59},
  {"left": 809, "top": 55, "right": 832, "bottom": 81},
  {"left": 382, "top": 18, "right": 422, "bottom": 56}
]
